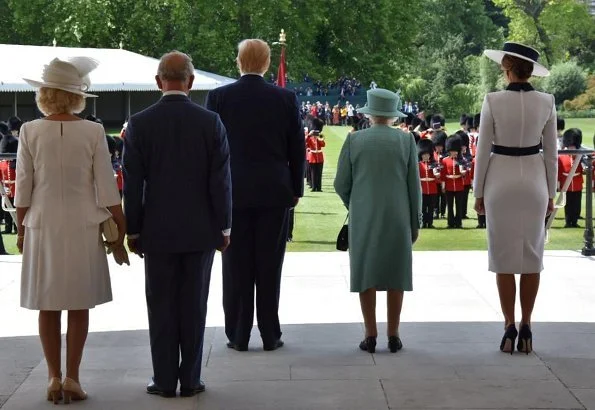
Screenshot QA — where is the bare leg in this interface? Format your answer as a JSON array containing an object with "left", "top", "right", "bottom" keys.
[
  {"left": 496, "top": 274, "right": 516, "bottom": 328},
  {"left": 39, "top": 311, "right": 62, "bottom": 380},
  {"left": 65, "top": 310, "right": 89, "bottom": 383},
  {"left": 359, "top": 289, "right": 377, "bottom": 337},
  {"left": 520, "top": 273, "right": 540, "bottom": 327},
  {"left": 387, "top": 290, "right": 404, "bottom": 337}
]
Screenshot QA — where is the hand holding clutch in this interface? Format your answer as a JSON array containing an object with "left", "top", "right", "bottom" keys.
[{"left": 105, "top": 243, "right": 130, "bottom": 266}]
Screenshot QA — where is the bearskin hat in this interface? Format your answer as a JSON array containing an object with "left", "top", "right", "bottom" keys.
[
  {"left": 0, "top": 121, "right": 8, "bottom": 136},
  {"left": 105, "top": 135, "right": 116, "bottom": 155},
  {"left": 459, "top": 114, "right": 468, "bottom": 126},
  {"left": 431, "top": 114, "right": 445, "bottom": 129},
  {"left": 562, "top": 128, "right": 582, "bottom": 148},
  {"left": 432, "top": 130, "right": 447, "bottom": 147},
  {"left": 417, "top": 138, "right": 434, "bottom": 160},
  {"left": 404, "top": 113, "right": 415, "bottom": 126},
  {"left": 113, "top": 136, "right": 124, "bottom": 154},
  {"left": 557, "top": 118, "right": 566, "bottom": 131},
  {"left": 466, "top": 116, "right": 474, "bottom": 130},
  {"left": 411, "top": 116, "right": 423, "bottom": 130},
  {"left": 455, "top": 130, "right": 470, "bottom": 147},
  {"left": 473, "top": 113, "right": 481, "bottom": 130},
  {"left": 445, "top": 135, "right": 462, "bottom": 153},
  {"left": 85, "top": 115, "right": 103, "bottom": 124},
  {"left": 424, "top": 114, "right": 433, "bottom": 130},
  {"left": 311, "top": 117, "right": 324, "bottom": 132},
  {"left": 7, "top": 116, "right": 22, "bottom": 132},
  {"left": 411, "top": 131, "right": 421, "bottom": 144}
]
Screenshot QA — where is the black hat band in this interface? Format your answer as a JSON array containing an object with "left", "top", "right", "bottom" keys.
[{"left": 503, "top": 43, "right": 539, "bottom": 62}]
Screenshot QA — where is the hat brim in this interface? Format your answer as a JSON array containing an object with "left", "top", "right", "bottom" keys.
[
  {"left": 23, "top": 78, "right": 98, "bottom": 98},
  {"left": 483, "top": 50, "right": 549, "bottom": 77},
  {"left": 358, "top": 105, "right": 407, "bottom": 118}
]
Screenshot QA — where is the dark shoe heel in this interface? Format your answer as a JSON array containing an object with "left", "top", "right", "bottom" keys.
[
  {"left": 517, "top": 324, "right": 533, "bottom": 355},
  {"left": 359, "top": 336, "right": 376, "bottom": 353},
  {"left": 388, "top": 336, "right": 403, "bottom": 353},
  {"left": 500, "top": 324, "right": 518, "bottom": 355}
]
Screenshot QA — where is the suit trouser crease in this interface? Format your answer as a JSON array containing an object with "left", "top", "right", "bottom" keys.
[
  {"left": 222, "top": 207, "right": 289, "bottom": 346},
  {"left": 145, "top": 250, "right": 215, "bottom": 391}
]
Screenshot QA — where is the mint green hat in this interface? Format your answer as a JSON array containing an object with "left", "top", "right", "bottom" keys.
[{"left": 357, "top": 88, "right": 406, "bottom": 118}]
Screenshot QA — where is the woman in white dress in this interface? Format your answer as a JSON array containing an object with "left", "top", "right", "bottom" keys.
[
  {"left": 15, "top": 57, "right": 127, "bottom": 403},
  {"left": 474, "top": 42, "right": 557, "bottom": 355}
]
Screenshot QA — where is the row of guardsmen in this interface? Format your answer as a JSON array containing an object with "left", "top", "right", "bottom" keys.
[{"left": 412, "top": 113, "right": 591, "bottom": 230}]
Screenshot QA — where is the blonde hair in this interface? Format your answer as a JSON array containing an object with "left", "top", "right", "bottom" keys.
[
  {"left": 237, "top": 39, "right": 271, "bottom": 75},
  {"left": 36, "top": 87, "right": 86, "bottom": 116}
]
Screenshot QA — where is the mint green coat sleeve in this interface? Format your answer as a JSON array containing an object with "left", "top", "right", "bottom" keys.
[
  {"left": 407, "top": 133, "right": 422, "bottom": 233},
  {"left": 334, "top": 133, "right": 352, "bottom": 209}
]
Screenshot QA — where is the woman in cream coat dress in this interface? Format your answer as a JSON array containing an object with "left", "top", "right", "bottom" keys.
[
  {"left": 473, "top": 43, "right": 557, "bottom": 355},
  {"left": 15, "top": 57, "right": 127, "bottom": 403}
]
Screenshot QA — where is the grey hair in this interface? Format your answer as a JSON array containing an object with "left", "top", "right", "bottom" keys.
[
  {"left": 369, "top": 115, "right": 396, "bottom": 125},
  {"left": 157, "top": 51, "right": 195, "bottom": 81}
]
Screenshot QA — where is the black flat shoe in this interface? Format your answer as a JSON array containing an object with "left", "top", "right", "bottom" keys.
[
  {"left": 500, "top": 324, "right": 518, "bottom": 355},
  {"left": 517, "top": 324, "right": 533, "bottom": 355},
  {"left": 226, "top": 341, "right": 248, "bottom": 351},
  {"left": 359, "top": 336, "right": 376, "bottom": 353},
  {"left": 388, "top": 336, "right": 403, "bottom": 353},
  {"left": 146, "top": 379, "right": 176, "bottom": 398},
  {"left": 263, "top": 339, "right": 284, "bottom": 351},
  {"left": 180, "top": 381, "right": 206, "bottom": 397}
]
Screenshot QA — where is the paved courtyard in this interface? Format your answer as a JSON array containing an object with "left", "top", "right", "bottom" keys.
[{"left": 1, "top": 250, "right": 594, "bottom": 409}]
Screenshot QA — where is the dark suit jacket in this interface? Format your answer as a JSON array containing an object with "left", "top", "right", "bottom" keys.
[
  {"left": 123, "top": 94, "right": 232, "bottom": 253},
  {"left": 206, "top": 75, "right": 305, "bottom": 208}
]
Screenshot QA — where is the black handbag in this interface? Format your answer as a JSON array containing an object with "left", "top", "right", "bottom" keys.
[{"left": 336, "top": 214, "right": 349, "bottom": 251}]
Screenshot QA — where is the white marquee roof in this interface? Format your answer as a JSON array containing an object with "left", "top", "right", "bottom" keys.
[{"left": 0, "top": 44, "right": 235, "bottom": 92}]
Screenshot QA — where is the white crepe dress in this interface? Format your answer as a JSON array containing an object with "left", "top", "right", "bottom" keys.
[
  {"left": 473, "top": 87, "right": 558, "bottom": 274},
  {"left": 15, "top": 119, "right": 121, "bottom": 310}
]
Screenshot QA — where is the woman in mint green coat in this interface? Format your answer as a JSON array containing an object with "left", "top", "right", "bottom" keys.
[{"left": 334, "top": 88, "right": 421, "bottom": 354}]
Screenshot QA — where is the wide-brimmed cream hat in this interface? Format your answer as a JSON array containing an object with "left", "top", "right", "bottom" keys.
[
  {"left": 484, "top": 42, "right": 549, "bottom": 77},
  {"left": 23, "top": 56, "right": 99, "bottom": 97}
]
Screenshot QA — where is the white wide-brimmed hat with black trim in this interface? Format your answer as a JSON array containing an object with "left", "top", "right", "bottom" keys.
[
  {"left": 484, "top": 42, "right": 549, "bottom": 77},
  {"left": 23, "top": 56, "right": 100, "bottom": 97}
]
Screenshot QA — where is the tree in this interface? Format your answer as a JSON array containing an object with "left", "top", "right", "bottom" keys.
[{"left": 542, "top": 61, "right": 587, "bottom": 105}]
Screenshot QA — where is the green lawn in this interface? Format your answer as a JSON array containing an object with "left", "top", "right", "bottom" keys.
[{"left": 3, "top": 119, "right": 595, "bottom": 254}]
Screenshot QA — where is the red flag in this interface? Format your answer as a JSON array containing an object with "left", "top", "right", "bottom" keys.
[{"left": 277, "top": 46, "right": 286, "bottom": 88}]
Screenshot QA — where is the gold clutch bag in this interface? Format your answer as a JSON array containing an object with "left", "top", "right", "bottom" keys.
[{"left": 101, "top": 217, "right": 119, "bottom": 243}]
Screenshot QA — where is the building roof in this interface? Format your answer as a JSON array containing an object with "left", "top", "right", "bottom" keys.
[{"left": 0, "top": 44, "right": 235, "bottom": 92}]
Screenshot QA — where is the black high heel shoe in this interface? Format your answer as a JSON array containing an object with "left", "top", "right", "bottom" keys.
[
  {"left": 359, "top": 336, "right": 376, "bottom": 353},
  {"left": 517, "top": 324, "right": 533, "bottom": 354},
  {"left": 388, "top": 336, "right": 403, "bottom": 353},
  {"left": 500, "top": 324, "right": 518, "bottom": 355}
]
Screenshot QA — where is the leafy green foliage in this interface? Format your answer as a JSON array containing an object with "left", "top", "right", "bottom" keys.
[{"left": 543, "top": 61, "right": 588, "bottom": 105}]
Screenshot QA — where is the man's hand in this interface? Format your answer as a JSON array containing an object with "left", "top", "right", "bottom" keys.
[
  {"left": 474, "top": 198, "right": 485, "bottom": 215},
  {"left": 127, "top": 237, "right": 144, "bottom": 258},
  {"left": 218, "top": 235, "right": 230, "bottom": 253}
]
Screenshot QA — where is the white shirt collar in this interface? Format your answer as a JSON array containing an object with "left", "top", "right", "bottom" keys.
[
  {"left": 162, "top": 90, "right": 188, "bottom": 96},
  {"left": 241, "top": 73, "right": 264, "bottom": 77}
]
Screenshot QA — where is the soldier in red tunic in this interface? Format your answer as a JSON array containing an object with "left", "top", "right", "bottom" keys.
[
  {"left": 432, "top": 131, "right": 447, "bottom": 219},
  {"left": 558, "top": 128, "right": 584, "bottom": 228},
  {"left": 418, "top": 139, "right": 440, "bottom": 228},
  {"left": 306, "top": 118, "right": 326, "bottom": 192},
  {"left": 441, "top": 135, "right": 467, "bottom": 228}
]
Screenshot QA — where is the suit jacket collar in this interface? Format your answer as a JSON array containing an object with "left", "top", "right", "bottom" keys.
[
  {"left": 239, "top": 74, "right": 266, "bottom": 83},
  {"left": 160, "top": 94, "right": 190, "bottom": 102}
]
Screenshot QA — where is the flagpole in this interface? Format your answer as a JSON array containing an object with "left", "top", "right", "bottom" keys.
[{"left": 276, "top": 29, "right": 287, "bottom": 88}]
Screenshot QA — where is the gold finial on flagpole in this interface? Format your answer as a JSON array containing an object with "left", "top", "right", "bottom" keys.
[
  {"left": 279, "top": 29, "right": 286, "bottom": 46},
  {"left": 52, "top": 38, "right": 57, "bottom": 47}
]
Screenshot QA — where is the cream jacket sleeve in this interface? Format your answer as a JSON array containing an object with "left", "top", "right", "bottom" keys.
[
  {"left": 14, "top": 124, "right": 33, "bottom": 207},
  {"left": 542, "top": 94, "right": 558, "bottom": 199}
]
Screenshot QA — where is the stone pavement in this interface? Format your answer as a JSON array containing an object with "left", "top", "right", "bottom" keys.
[{"left": 1, "top": 251, "right": 595, "bottom": 409}]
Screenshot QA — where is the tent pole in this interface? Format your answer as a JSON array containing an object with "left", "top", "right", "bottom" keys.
[
  {"left": 13, "top": 93, "right": 18, "bottom": 116},
  {"left": 126, "top": 92, "right": 131, "bottom": 120},
  {"left": 93, "top": 98, "right": 97, "bottom": 116}
]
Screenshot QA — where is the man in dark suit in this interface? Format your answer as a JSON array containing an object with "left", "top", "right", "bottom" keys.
[
  {"left": 206, "top": 39, "right": 305, "bottom": 352},
  {"left": 123, "top": 51, "right": 232, "bottom": 398}
]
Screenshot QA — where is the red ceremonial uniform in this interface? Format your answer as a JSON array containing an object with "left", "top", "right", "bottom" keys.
[
  {"left": 558, "top": 155, "right": 583, "bottom": 192},
  {"left": 0, "top": 160, "right": 16, "bottom": 199},
  {"left": 469, "top": 132, "right": 478, "bottom": 157},
  {"left": 306, "top": 134, "right": 325, "bottom": 164},
  {"left": 463, "top": 158, "right": 474, "bottom": 187},
  {"left": 419, "top": 161, "right": 439, "bottom": 195},
  {"left": 440, "top": 157, "right": 465, "bottom": 192}
]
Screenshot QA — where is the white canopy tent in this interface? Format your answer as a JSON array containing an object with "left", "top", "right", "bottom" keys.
[{"left": 0, "top": 44, "right": 235, "bottom": 125}]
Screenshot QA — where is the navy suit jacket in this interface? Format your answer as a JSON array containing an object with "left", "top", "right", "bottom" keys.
[
  {"left": 123, "top": 94, "right": 232, "bottom": 253},
  {"left": 206, "top": 75, "right": 305, "bottom": 208}
]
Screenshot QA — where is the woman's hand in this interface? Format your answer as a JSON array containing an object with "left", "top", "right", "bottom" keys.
[
  {"left": 474, "top": 198, "right": 485, "bottom": 215},
  {"left": 547, "top": 198, "right": 555, "bottom": 216},
  {"left": 16, "top": 234, "right": 24, "bottom": 254}
]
